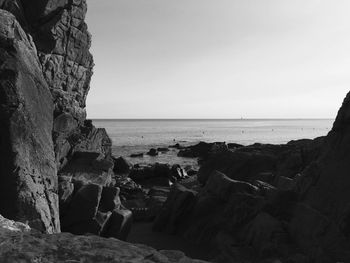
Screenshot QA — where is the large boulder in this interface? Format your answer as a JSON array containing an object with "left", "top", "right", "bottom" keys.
[
  {"left": 153, "top": 184, "right": 197, "bottom": 234},
  {"left": 59, "top": 151, "right": 113, "bottom": 186},
  {"left": 0, "top": 214, "right": 208, "bottom": 263},
  {"left": 0, "top": 10, "right": 59, "bottom": 233}
]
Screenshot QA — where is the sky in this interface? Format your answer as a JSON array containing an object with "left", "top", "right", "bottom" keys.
[{"left": 86, "top": 0, "right": 350, "bottom": 119}]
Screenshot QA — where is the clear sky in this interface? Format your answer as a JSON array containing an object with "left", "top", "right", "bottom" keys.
[{"left": 86, "top": 0, "right": 350, "bottom": 119}]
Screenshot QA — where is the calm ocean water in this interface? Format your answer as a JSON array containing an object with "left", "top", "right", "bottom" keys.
[{"left": 93, "top": 119, "right": 333, "bottom": 167}]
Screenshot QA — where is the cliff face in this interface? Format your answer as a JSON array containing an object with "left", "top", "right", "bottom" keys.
[
  {"left": 0, "top": 0, "right": 108, "bottom": 233},
  {"left": 0, "top": 10, "right": 59, "bottom": 233},
  {"left": 291, "top": 91, "right": 350, "bottom": 260}
]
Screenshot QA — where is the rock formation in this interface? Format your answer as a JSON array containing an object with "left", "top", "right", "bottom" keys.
[
  {"left": 0, "top": 0, "right": 123, "bottom": 238},
  {"left": 0, "top": 214, "right": 207, "bottom": 263},
  {"left": 0, "top": 9, "right": 59, "bottom": 233}
]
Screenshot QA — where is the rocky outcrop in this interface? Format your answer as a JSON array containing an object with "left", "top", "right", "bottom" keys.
[
  {"left": 197, "top": 137, "right": 324, "bottom": 185},
  {"left": 289, "top": 91, "right": 350, "bottom": 262},
  {"left": 0, "top": 0, "right": 121, "bottom": 239},
  {"left": 0, "top": 214, "right": 208, "bottom": 263},
  {"left": 0, "top": 9, "right": 59, "bottom": 233}
]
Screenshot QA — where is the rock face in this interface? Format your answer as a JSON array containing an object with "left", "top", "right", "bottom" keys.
[
  {"left": 290, "top": 91, "right": 350, "bottom": 261},
  {"left": 0, "top": 0, "right": 115, "bottom": 237},
  {"left": 0, "top": 214, "right": 208, "bottom": 263},
  {"left": 0, "top": 10, "right": 59, "bottom": 233}
]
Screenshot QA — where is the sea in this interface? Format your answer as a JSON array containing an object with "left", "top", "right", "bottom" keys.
[{"left": 93, "top": 119, "right": 334, "bottom": 168}]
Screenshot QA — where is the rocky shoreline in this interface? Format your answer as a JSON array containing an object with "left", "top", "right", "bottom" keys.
[{"left": 1, "top": 1, "right": 350, "bottom": 262}]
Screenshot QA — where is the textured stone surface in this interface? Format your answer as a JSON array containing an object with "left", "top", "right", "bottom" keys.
[
  {"left": 0, "top": 214, "right": 208, "bottom": 263},
  {"left": 0, "top": 9, "right": 59, "bottom": 233},
  {"left": 290, "top": 91, "right": 350, "bottom": 262}
]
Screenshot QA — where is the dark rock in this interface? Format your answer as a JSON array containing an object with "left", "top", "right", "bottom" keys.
[
  {"left": 169, "top": 143, "right": 183, "bottom": 149},
  {"left": 273, "top": 176, "right": 296, "bottom": 191},
  {"left": 0, "top": 10, "right": 59, "bottom": 233},
  {"left": 197, "top": 139, "right": 323, "bottom": 186},
  {"left": 0, "top": 215, "right": 207, "bottom": 263},
  {"left": 100, "top": 208, "right": 133, "bottom": 241},
  {"left": 61, "top": 183, "right": 102, "bottom": 231},
  {"left": 53, "top": 112, "right": 78, "bottom": 134},
  {"left": 178, "top": 141, "right": 227, "bottom": 159},
  {"left": 130, "top": 152, "right": 144, "bottom": 158},
  {"left": 130, "top": 163, "right": 187, "bottom": 187},
  {"left": 187, "top": 169, "right": 198, "bottom": 176},
  {"left": 153, "top": 184, "right": 197, "bottom": 234},
  {"left": 157, "top": 147, "right": 170, "bottom": 152},
  {"left": 171, "top": 164, "right": 188, "bottom": 180},
  {"left": 58, "top": 176, "right": 75, "bottom": 218},
  {"left": 227, "top": 143, "right": 244, "bottom": 149},
  {"left": 98, "top": 187, "right": 121, "bottom": 213},
  {"left": 243, "top": 212, "right": 288, "bottom": 257},
  {"left": 113, "top": 156, "right": 132, "bottom": 174},
  {"left": 147, "top": 148, "right": 158, "bottom": 156},
  {"left": 203, "top": 171, "right": 259, "bottom": 200}
]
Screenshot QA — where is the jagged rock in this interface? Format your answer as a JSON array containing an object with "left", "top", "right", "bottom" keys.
[
  {"left": 0, "top": 214, "right": 208, "bottom": 263},
  {"left": 197, "top": 139, "right": 323, "bottom": 185},
  {"left": 58, "top": 176, "right": 75, "bottom": 217},
  {"left": 99, "top": 187, "right": 121, "bottom": 213},
  {"left": 243, "top": 212, "right": 288, "bottom": 257},
  {"left": 59, "top": 151, "right": 113, "bottom": 186},
  {"left": 61, "top": 183, "right": 102, "bottom": 231},
  {"left": 53, "top": 112, "right": 78, "bottom": 134},
  {"left": 100, "top": 208, "right": 133, "bottom": 241},
  {"left": 153, "top": 184, "right": 197, "bottom": 234},
  {"left": 273, "top": 176, "right": 296, "bottom": 191},
  {"left": 203, "top": 171, "right": 259, "bottom": 200},
  {"left": 0, "top": 10, "right": 59, "bottom": 233},
  {"left": 288, "top": 92, "right": 350, "bottom": 262},
  {"left": 113, "top": 156, "right": 132, "bottom": 174}
]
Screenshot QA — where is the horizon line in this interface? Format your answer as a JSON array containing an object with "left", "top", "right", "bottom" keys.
[{"left": 90, "top": 117, "right": 335, "bottom": 121}]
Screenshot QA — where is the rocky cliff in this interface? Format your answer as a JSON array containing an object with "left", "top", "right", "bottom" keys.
[
  {"left": 0, "top": 0, "right": 113, "bottom": 234},
  {"left": 0, "top": 9, "right": 60, "bottom": 233}
]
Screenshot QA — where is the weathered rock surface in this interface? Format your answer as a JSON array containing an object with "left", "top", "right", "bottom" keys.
[
  {"left": 0, "top": 214, "right": 208, "bottom": 263},
  {"left": 0, "top": 9, "right": 59, "bottom": 233},
  {"left": 197, "top": 138, "right": 324, "bottom": 185},
  {"left": 289, "top": 91, "right": 350, "bottom": 262}
]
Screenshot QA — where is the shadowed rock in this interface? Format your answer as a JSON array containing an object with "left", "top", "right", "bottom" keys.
[{"left": 0, "top": 9, "right": 59, "bottom": 233}]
